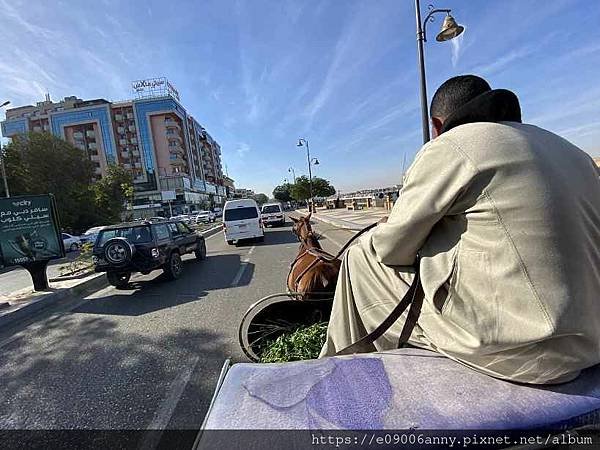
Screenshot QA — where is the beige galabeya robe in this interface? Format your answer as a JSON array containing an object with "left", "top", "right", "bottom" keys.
[{"left": 321, "top": 122, "right": 600, "bottom": 384}]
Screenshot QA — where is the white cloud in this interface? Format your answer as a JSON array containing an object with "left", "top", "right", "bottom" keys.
[
  {"left": 450, "top": 27, "right": 467, "bottom": 67},
  {"left": 236, "top": 142, "right": 251, "bottom": 158}
]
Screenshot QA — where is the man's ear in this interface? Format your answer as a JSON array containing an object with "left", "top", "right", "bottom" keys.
[{"left": 431, "top": 117, "right": 444, "bottom": 139}]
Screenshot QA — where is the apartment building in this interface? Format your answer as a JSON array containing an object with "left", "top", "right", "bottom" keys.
[{"left": 1, "top": 78, "right": 227, "bottom": 217}]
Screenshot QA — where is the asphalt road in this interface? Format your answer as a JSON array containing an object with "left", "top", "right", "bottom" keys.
[{"left": 0, "top": 214, "right": 356, "bottom": 445}]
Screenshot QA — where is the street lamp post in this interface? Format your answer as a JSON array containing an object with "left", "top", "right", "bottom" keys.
[
  {"left": 0, "top": 100, "right": 11, "bottom": 198},
  {"left": 297, "top": 138, "right": 315, "bottom": 213},
  {"left": 288, "top": 167, "right": 296, "bottom": 184},
  {"left": 414, "top": 0, "right": 464, "bottom": 144}
]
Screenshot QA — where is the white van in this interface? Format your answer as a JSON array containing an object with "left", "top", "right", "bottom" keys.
[
  {"left": 223, "top": 199, "right": 264, "bottom": 245},
  {"left": 261, "top": 203, "right": 285, "bottom": 227}
]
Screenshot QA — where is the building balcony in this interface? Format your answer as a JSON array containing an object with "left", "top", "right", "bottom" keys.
[
  {"left": 115, "top": 114, "right": 124, "bottom": 121},
  {"left": 117, "top": 126, "right": 125, "bottom": 133},
  {"left": 86, "top": 130, "right": 95, "bottom": 138},
  {"left": 94, "top": 167, "right": 102, "bottom": 175},
  {"left": 134, "top": 162, "right": 142, "bottom": 168},
  {"left": 123, "top": 163, "right": 132, "bottom": 169},
  {"left": 73, "top": 131, "right": 84, "bottom": 139},
  {"left": 126, "top": 113, "right": 134, "bottom": 119},
  {"left": 121, "top": 151, "right": 130, "bottom": 158},
  {"left": 167, "top": 135, "right": 183, "bottom": 144},
  {"left": 90, "top": 154, "right": 100, "bottom": 162},
  {"left": 128, "top": 125, "right": 136, "bottom": 132},
  {"left": 130, "top": 137, "right": 138, "bottom": 144},
  {"left": 88, "top": 142, "right": 97, "bottom": 150},
  {"left": 164, "top": 119, "right": 181, "bottom": 130},
  {"left": 132, "top": 149, "right": 140, "bottom": 157}
]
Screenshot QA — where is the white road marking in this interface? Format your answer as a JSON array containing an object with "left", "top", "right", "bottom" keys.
[
  {"left": 147, "top": 355, "right": 199, "bottom": 430},
  {"left": 140, "top": 355, "right": 200, "bottom": 449},
  {"left": 229, "top": 246, "right": 255, "bottom": 287},
  {"left": 230, "top": 263, "right": 248, "bottom": 287}
]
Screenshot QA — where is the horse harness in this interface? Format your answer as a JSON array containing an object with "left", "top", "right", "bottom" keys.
[{"left": 288, "top": 218, "right": 425, "bottom": 355}]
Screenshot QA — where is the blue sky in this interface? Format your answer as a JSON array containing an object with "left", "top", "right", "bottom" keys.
[{"left": 1, "top": 0, "right": 600, "bottom": 195}]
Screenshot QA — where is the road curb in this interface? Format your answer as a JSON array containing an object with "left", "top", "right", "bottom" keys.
[{"left": 0, "top": 273, "right": 109, "bottom": 329}]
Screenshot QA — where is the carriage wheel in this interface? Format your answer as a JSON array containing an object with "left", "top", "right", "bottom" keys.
[{"left": 238, "top": 293, "right": 333, "bottom": 362}]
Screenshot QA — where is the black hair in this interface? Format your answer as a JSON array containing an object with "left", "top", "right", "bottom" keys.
[{"left": 430, "top": 75, "right": 492, "bottom": 119}]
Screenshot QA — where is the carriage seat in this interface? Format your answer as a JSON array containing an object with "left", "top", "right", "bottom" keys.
[{"left": 203, "top": 348, "right": 600, "bottom": 430}]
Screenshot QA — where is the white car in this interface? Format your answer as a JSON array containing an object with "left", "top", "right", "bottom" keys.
[
  {"left": 195, "top": 210, "right": 216, "bottom": 223},
  {"left": 62, "top": 233, "right": 82, "bottom": 252},
  {"left": 80, "top": 226, "right": 107, "bottom": 246},
  {"left": 261, "top": 203, "right": 285, "bottom": 227},
  {"left": 170, "top": 214, "right": 193, "bottom": 224},
  {"left": 223, "top": 199, "right": 264, "bottom": 245}
]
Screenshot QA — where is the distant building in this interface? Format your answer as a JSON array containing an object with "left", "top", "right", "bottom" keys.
[
  {"left": 233, "top": 188, "right": 255, "bottom": 199},
  {"left": 1, "top": 78, "right": 227, "bottom": 218},
  {"left": 222, "top": 176, "right": 236, "bottom": 198}
]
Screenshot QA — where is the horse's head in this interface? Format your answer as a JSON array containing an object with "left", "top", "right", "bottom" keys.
[{"left": 290, "top": 212, "right": 312, "bottom": 242}]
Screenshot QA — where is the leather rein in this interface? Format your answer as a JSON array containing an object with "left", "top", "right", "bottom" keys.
[{"left": 288, "top": 222, "right": 378, "bottom": 294}]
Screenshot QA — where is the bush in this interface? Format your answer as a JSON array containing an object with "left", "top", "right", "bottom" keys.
[{"left": 259, "top": 322, "right": 328, "bottom": 363}]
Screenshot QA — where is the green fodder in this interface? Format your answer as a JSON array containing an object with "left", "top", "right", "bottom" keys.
[{"left": 259, "top": 322, "right": 328, "bottom": 363}]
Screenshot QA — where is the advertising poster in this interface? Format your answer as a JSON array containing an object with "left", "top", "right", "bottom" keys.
[{"left": 0, "top": 194, "right": 64, "bottom": 269}]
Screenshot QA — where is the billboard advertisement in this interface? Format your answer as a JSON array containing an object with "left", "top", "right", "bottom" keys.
[{"left": 0, "top": 195, "right": 64, "bottom": 269}]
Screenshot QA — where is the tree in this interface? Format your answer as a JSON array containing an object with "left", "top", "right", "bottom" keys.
[
  {"left": 312, "top": 177, "right": 336, "bottom": 197},
  {"left": 92, "top": 165, "right": 134, "bottom": 224},
  {"left": 272, "top": 183, "right": 293, "bottom": 202},
  {"left": 253, "top": 193, "right": 269, "bottom": 205},
  {"left": 3, "top": 132, "right": 95, "bottom": 232},
  {"left": 290, "top": 176, "right": 336, "bottom": 201},
  {"left": 3, "top": 132, "right": 133, "bottom": 232}
]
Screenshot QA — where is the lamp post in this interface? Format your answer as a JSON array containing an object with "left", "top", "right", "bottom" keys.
[
  {"left": 297, "top": 138, "right": 315, "bottom": 213},
  {"left": 0, "top": 100, "right": 11, "bottom": 198},
  {"left": 414, "top": 0, "right": 464, "bottom": 144},
  {"left": 288, "top": 167, "right": 296, "bottom": 184}
]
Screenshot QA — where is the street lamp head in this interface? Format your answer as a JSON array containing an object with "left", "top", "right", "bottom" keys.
[
  {"left": 0, "top": 101, "right": 10, "bottom": 108},
  {"left": 313, "top": 158, "right": 320, "bottom": 166},
  {"left": 297, "top": 139, "right": 304, "bottom": 147},
  {"left": 436, "top": 14, "right": 464, "bottom": 42}
]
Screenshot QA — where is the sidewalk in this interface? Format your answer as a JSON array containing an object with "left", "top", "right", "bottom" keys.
[{"left": 295, "top": 206, "right": 388, "bottom": 231}]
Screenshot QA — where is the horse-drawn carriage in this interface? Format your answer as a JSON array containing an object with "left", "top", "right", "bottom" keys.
[{"left": 197, "top": 213, "right": 600, "bottom": 449}]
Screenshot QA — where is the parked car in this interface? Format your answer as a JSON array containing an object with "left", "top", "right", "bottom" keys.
[
  {"left": 195, "top": 210, "right": 216, "bottom": 223},
  {"left": 61, "top": 233, "right": 82, "bottom": 252},
  {"left": 80, "top": 226, "right": 107, "bottom": 246},
  {"left": 212, "top": 207, "right": 223, "bottom": 215},
  {"left": 170, "top": 214, "right": 193, "bottom": 225},
  {"left": 92, "top": 219, "right": 207, "bottom": 288},
  {"left": 223, "top": 199, "right": 264, "bottom": 245},
  {"left": 261, "top": 203, "right": 285, "bottom": 227}
]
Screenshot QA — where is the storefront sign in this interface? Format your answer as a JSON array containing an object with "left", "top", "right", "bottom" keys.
[{"left": 0, "top": 195, "right": 64, "bottom": 268}]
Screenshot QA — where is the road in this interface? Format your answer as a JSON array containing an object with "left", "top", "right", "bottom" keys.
[{"left": 0, "top": 214, "right": 356, "bottom": 446}]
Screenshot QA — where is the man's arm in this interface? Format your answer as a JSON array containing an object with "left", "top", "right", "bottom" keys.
[{"left": 369, "top": 137, "right": 477, "bottom": 266}]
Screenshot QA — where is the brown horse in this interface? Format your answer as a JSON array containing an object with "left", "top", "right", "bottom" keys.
[{"left": 287, "top": 213, "right": 341, "bottom": 299}]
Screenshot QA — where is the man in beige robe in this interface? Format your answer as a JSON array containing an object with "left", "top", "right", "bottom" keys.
[{"left": 320, "top": 75, "right": 600, "bottom": 384}]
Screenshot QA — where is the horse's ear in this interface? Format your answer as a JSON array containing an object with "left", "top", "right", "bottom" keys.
[
  {"left": 290, "top": 216, "right": 299, "bottom": 223},
  {"left": 306, "top": 212, "right": 312, "bottom": 220}
]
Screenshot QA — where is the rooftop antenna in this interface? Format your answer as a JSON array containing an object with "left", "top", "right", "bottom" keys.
[{"left": 45, "top": 92, "right": 51, "bottom": 102}]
